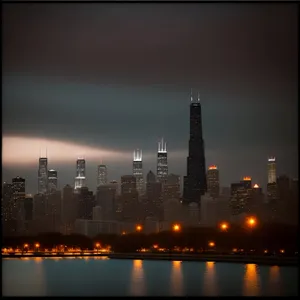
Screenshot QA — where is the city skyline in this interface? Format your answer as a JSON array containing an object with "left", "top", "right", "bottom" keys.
[{"left": 2, "top": 3, "right": 297, "bottom": 194}]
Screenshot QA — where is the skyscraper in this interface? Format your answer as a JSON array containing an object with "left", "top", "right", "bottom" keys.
[
  {"left": 38, "top": 157, "right": 48, "bottom": 194},
  {"left": 183, "top": 91, "right": 207, "bottom": 204},
  {"left": 48, "top": 169, "right": 58, "bottom": 193},
  {"left": 121, "top": 175, "right": 139, "bottom": 221},
  {"left": 267, "top": 157, "right": 277, "bottom": 202},
  {"left": 268, "top": 157, "right": 276, "bottom": 183},
  {"left": 97, "top": 164, "right": 107, "bottom": 186},
  {"left": 207, "top": 165, "right": 220, "bottom": 198},
  {"left": 133, "top": 149, "right": 144, "bottom": 195},
  {"left": 157, "top": 138, "right": 168, "bottom": 183},
  {"left": 74, "top": 158, "right": 86, "bottom": 191}
]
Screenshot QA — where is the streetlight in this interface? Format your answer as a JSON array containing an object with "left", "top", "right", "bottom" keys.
[
  {"left": 209, "top": 241, "right": 215, "bottom": 248},
  {"left": 23, "top": 243, "right": 29, "bottom": 253},
  {"left": 35, "top": 243, "right": 40, "bottom": 252},
  {"left": 172, "top": 224, "right": 181, "bottom": 232},
  {"left": 95, "top": 243, "right": 100, "bottom": 253},
  {"left": 247, "top": 217, "right": 257, "bottom": 228},
  {"left": 136, "top": 225, "right": 142, "bottom": 232},
  {"left": 220, "top": 222, "right": 229, "bottom": 231}
]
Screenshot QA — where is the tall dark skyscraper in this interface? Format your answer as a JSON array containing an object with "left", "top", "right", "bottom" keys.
[
  {"left": 157, "top": 138, "right": 168, "bottom": 183},
  {"left": 38, "top": 157, "right": 48, "bottom": 194},
  {"left": 183, "top": 91, "right": 207, "bottom": 204}
]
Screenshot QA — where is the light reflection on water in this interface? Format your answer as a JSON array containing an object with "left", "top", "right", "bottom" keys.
[
  {"left": 243, "top": 264, "right": 261, "bottom": 296},
  {"left": 268, "top": 266, "right": 281, "bottom": 295},
  {"left": 2, "top": 258, "right": 297, "bottom": 296},
  {"left": 170, "top": 261, "right": 183, "bottom": 296},
  {"left": 130, "top": 259, "right": 146, "bottom": 296},
  {"left": 203, "top": 261, "right": 218, "bottom": 296}
]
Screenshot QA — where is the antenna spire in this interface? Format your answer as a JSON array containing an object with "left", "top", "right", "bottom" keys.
[
  {"left": 190, "top": 88, "right": 193, "bottom": 102},
  {"left": 197, "top": 92, "right": 200, "bottom": 102}
]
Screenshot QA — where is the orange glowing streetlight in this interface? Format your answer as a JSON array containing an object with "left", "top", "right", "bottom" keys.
[
  {"left": 136, "top": 225, "right": 142, "bottom": 232},
  {"left": 153, "top": 244, "right": 159, "bottom": 249},
  {"left": 209, "top": 241, "right": 215, "bottom": 247},
  {"left": 121, "top": 231, "right": 126, "bottom": 235},
  {"left": 247, "top": 217, "right": 257, "bottom": 228},
  {"left": 220, "top": 222, "right": 229, "bottom": 231},
  {"left": 173, "top": 224, "right": 181, "bottom": 232},
  {"left": 95, "top": 242, "right": 100, "bottom": 253},
  {"left": 35, "top": 243, "right": 40, "bottom": 251}
]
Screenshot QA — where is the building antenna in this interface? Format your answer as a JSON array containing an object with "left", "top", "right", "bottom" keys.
[
  {"left": 197, "top": 91, "right": 200, "bottom": 102},
  {"left": 190, "top": 88, "right": 193, "bottom": 102}
]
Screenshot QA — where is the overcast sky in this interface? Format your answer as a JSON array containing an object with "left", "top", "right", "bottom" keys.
[{"left": 2, "top": 3, "right": 298, "bottom": 194}]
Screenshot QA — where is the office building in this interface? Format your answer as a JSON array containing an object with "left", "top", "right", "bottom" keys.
[
  {"left": 96, "top": 183, "right": 117, "bottom": 221},
  {"left": 62, "top": 184, "right": 78, "bottom": 234},
  {"left": 121, "top": 175, "right": 137, "bottom": 195},
  {"left": 230, "top": 182, "right": 248, "bottom": 215},
  {"left": 77, "top": 187, "right": 95, "bottom": 220},
  {"left": 74, "top": 158, "right": 86, "bottom": 191},
  {"left": 48, "top": 169, "right": 58, "bottom": 193},
  {"left": 207, "top": 165, "right": 220, "bottom": 198},
  {"left": 162, "top": 174, "right": 181, "bottom": 202},
  {"left": 97, "top": 164, "right": 107, "bottom": 186},
  {"left": 268, "top": 157, "right": 276, "bottom": 184},
  {"left": 183, "top": 91, "right": 207, "bottom": 204},
  {"left": 133, "top": 149, "right": 144, "bottom": 195},
  {"left": 157, "top": 138, "right": 168, "bottom": 183},
  {"left": 38, "top": 157, "right": 48, "bottom": 194},
  {"left": 121, "top": 175, "right": 139, "bottom": 222}
]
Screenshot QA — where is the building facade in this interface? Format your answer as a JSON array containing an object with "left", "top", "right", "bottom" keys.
[
  {"left": 48, "top": 169, "right": 58, "bottom": 193},
  {"left": 74, "top": 158, "right": 86, "bottom": 191},
  {"left": 207, "top": 165, "right": 220, "bottom": 198},
  {"left": 157, "top": 138, "right": 168, "bottom": 183},
  {"left": 38, "top": 157, "right": 48, "bottom": 194},
  {"left": 97, "top": 164, "right": 107, "bottom": 186},
  {"left": 133, "top": 149, "right": 144, "bottom": 195},
  {"left": 268, "top": 157, "right": 276, "bottom": 184}
]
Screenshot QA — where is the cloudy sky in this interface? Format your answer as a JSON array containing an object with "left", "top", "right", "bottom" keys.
[{"left": 2, "top": 3, "right": 298, "bottom": 194}]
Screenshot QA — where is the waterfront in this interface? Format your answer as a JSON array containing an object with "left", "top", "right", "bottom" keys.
[{"left": 2, "top": 257, "right": 298, "bottom": 296}]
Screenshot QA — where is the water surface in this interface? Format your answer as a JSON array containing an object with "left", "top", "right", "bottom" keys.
[{"left": 2, "top": 257, "right": 298, "bottom": 296}]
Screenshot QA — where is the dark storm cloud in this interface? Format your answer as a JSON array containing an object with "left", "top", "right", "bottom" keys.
[{"left": 2, "top": 3, "right": 298, "bottom": 193}]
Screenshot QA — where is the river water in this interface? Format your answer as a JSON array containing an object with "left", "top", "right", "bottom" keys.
[{"left": 2, "top": 257, "right": 298, "bottom": 296}]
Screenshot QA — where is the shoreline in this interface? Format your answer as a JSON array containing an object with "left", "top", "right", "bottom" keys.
[{"left": 2, "top": 253, "right": 298, "bottom": 266}]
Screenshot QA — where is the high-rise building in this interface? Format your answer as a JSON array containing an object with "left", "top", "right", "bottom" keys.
[
  {"left": 183, "top": 91, "right": 207, "bottom": 204},
  {"left": 77, "top": 187, "right": 95, "bottom": 220},
  {"left": 121, "top": 175, "right": 139, "bottom": 221},
  {"left": 48, "top": 169, "right": 58, "bottom": 193},
  {"left": 97, "top": 164, "right": 107, "bottom": 186},
  {"left": 230, "top": 182, "right": 248, "bottom": 215},
  {"left": 157, "top": 138, "right": 168, "bottom": 183},
  {"left": 62, "top": 184, "right": 78, "bottom": 234},
  {"left": 96, "top": 183, "right": 117, "bottom": 221},
  {"left": 162, "top": 174, "right": 181, "bottom": 202},
  {"left": 74, "top": 158, "right": 86, "bottom": 191},
  {"left": 38, "top": 157, "right": 48, "bottom": 194},
  {"left": 207, "top": 165, "right": 220, "bottom": 198},
  {"left": 121, "top": 175, "right": 137, "bottom": 195},
  {"left": 133, "top": 149, "right": 144, "bottom": 195},
  {"left": 268, "top": 157, "right": 276, "bottom": 184},
  {"left": 2, "top": 182, "right": 16, "bottom": 236},
  {"left": 12, "top": 176, "right": 25, "bottom": 194},
  {"left": 241, "top": 176, "right": 252, "bottom": 190}
]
